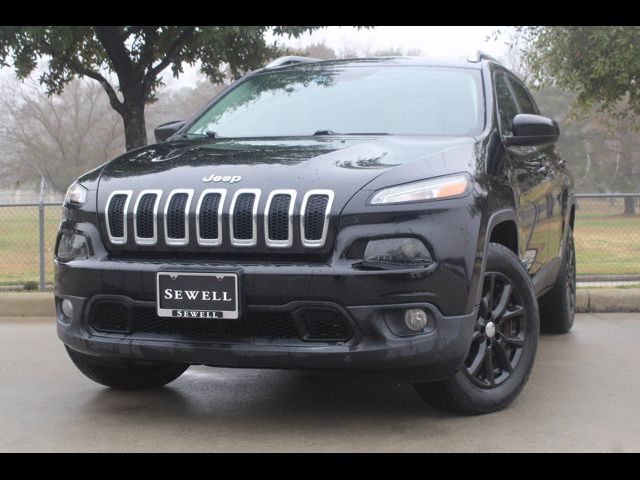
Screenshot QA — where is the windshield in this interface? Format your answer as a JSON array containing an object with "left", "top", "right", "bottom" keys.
[{"left": 187, "top": 65, "right": 484, "bottom": 138}]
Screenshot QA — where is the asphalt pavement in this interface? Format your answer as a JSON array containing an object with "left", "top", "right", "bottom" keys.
[{"left": 1, "top": 313, "right": 639, "bottom": 452}]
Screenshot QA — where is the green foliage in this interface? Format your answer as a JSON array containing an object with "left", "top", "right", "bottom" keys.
[{"left": 516, "top": 26, "right": 640, "bottom": 123}]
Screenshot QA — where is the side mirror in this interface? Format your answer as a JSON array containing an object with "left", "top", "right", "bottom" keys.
[
  {"left": 154, "top": 120, "right": 186, "bottom": 143},
  {"left": 504, "top": 114, "right": 559, "bottom": 147}
]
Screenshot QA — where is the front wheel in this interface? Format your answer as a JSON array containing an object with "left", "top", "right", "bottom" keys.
[
  {"left": 414, "top": 243, "right": 539, "bottom": 414},
  {"left": 65, "top": 346, "right": 189, "bottom": 390}
]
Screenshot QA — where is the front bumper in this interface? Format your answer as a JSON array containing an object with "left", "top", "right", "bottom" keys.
[{"left": 57, "top": 291, "right": 476, "bottom": 382}]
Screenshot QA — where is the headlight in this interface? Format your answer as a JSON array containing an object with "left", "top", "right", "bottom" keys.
[
  {"left": 364, "top": 238, "right": 432, "bottom": 267},
  {"left": 56, "top": 231, "right": 91, "bottom": 262},
  {"left": 370, "top": 173, "right": 470, "bottom": 205},
  {"left": 64, "top": 181, "right": 88, "bottom": 206}
]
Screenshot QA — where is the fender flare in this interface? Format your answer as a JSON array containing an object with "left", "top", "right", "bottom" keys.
[{"left": 475, "top": 208, "right": 519, "bottom": 306}]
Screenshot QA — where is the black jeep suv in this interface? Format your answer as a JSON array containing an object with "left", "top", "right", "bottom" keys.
[{"left": 55, "top": 54, "right": 575, "bottom": 414}]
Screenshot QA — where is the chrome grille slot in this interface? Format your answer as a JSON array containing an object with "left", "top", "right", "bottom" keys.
[
  {"left": 265, "top": 190, "right": 296, "bottom": 248},
  {"left": 196, "top": 189, "right": 226, "bottom": 246},
  {"left": 106, "top": 190, "right": 132, "bottom": 245},
  {"left": 133, "top": 190, "right": 161, "bottom": 245},
  {"left": 301, "top": 190, "right": 334, "bottom": 247},
  {"left": 163, "top": 189, "right": 193, "bottom": 246},
  {"left": 230, "top": 189, "right": 260, "bottom": 247}
]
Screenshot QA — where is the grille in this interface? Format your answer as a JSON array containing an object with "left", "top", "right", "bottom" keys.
[
  {"left": 233, "top": 193, "right": 256, "bottom": 241},
  {"left": 133, "top": 307, "right": 299, "bottom": 340},
  {"left": 304, "top": 194, "right": 330, "bottom": 241},
  {"left": 107, "top": 194, "right": 128, "bottom": 239},
  {"left": 88, "top": 303, "right": 353, "bottom": 343},
  {"left": 106, "top": 188, "right": 334, "bottom": 249},
  {"left": 135, "top": 193, "right": 157, "bottom": 239},
  {"left": 90, "top": 302, "right": 130, "bottom": 332},
  {"left": 268, "top": 194, "right": 291, "bottom": 241},
  {"left": 166, "top": 193, "right": 189, "bottom": 239},
  {"left": 300, "top": 308, "right": 352, "bottom": 341},
  {"left": 198, "top": 193, "right": 221, "bottom": 240}
]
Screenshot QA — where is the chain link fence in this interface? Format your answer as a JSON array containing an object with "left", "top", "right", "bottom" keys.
[
  {"left": 0, "top": 194, "right": 638, "bottom": 289},
  {"left": 574, "top": 194, "right": 640, "bottom": 280},
  {"left": 0, "top": 202, "right": 62, "bottom": 288}
]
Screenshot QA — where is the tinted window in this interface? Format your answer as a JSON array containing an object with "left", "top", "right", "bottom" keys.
[
  {"left": 494, "top": 73, "right": 519, "bottom": 137},
  {"left": 509, "top": 78, "right": 537, "bottom": 114},
  {"left": 187, "top": 66, "right": 484, "bottom": 137}
]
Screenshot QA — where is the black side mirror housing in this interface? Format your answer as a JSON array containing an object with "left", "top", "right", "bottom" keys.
[
  {"left": 154, "top": 120, "right": 186, "bottom": 143},
  {"left": 504, "top": 114, "right": 560, "bottom": 147}
]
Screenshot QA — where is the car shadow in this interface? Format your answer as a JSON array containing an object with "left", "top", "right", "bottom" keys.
[{"left": 82, "top": 367, "right": 454, "bottom": 427}]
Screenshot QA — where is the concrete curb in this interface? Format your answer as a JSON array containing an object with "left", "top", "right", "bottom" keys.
[
  {"left": 0, "top": 289, "right": 639, "bottom": 323},
  {"left": 0, "top": 293, "right": 55, "bottom": 319},
  {"left": 576, "top": 288, "right": 640, "bottom": 313}
]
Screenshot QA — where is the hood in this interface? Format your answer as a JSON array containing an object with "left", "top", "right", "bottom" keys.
[{"left": 98, "top": 135, "right": 477, "bottom": 194}]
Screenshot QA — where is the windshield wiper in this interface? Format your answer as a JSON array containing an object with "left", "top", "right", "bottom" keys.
[
  {"left": 313, "top": 129, "right": 339, "bottom": 136},
  {"left": 180, "top": 132, "right": 206, "bottom": 139},
  {"left": 313, "top": 130, "right": 390, "bottom": 136}
]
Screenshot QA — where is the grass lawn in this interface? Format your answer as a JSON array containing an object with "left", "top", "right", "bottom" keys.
[
  {"left": 0, "top": 203, "right": 638, "bottom": 286},
  {"left": 574, "top": 214, "right": 640, "bottom": 275},
  {"left": 0, "top": 206, "right": 61, "bottom": 286}
]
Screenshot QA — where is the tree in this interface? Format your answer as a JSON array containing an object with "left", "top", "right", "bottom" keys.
[
  {"left": 516, "top": 26, "right": 640, "bottom": 120},
  {"left": 0, "top": 26, "right": 327, "bottom": 151},
  {"left": 516, "top": 26, "right": 640, "bottom": 214},
  {"left": 0, "top": 76, "right": 124, "bottom": 193}
]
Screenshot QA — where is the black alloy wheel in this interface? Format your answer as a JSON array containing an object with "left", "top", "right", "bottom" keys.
[{"left": 464, "top": 271, "right": 526, "bottom": 388}]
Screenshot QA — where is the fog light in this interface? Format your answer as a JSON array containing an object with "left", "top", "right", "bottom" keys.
[
  {"left": 405, "top": 308, "right": 428, "bottom": 331},
  {"left": 61, "top": 299, "right": 74, "bottom": 319}
]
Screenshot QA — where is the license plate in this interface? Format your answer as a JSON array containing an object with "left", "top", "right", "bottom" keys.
[{"left": 156, "top": 272, "right": 239, "bottom": 319}]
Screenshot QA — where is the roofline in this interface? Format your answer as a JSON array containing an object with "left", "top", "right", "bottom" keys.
[{"left": 260, "top": 54, "right": 499, "bottom": 71}]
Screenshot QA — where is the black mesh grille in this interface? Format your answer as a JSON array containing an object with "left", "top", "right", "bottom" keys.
[
  {"left": 300, "top": 308, "right": 352, "bottom": 341},
  {"left": 88, "top": 303, "right": 352, "bottom": 343},
  {"left": 233, "top": 193, "right": 255, "bottom": 240},
  {"left": 133, "top": 307, "right": 299, "bottom": 340},
  {"left": 90, "top": 302, "right": 130, "bottom": 333},
  {"left": 268, "top": 194, "right": 291, "bottom": 241},
  {"left": 167, "top": 193, "right": 188, "bottom": 239},
  {"left": 199, "top": 193, "right": 221, "bottom": 240},
  {"left": 136, "top": 193, "right": 157, "bottom": 238},
  {"left": 108, "top": 194, "right": 128, "bottom": 238},
  {"left": 304, "top": 195, "right": 329, "bottom": 241}
]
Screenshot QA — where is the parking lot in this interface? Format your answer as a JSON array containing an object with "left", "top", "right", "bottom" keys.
[{"left": 1, "top": 313, "right": 639, "bottom": 452}]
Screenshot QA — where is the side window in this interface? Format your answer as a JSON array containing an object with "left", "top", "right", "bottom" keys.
[
  {"left": 494, "top": 73, "right": 519, "bottom": 137},
  {"left": 509, "top": 78, "right": 538, "bottom": 114}
]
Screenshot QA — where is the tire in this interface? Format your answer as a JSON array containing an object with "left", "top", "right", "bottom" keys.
[
  {"left": 65, "top": 346, "right": 189, "bottom": 390},
  {"left": 414, "top": 243, "right": 539, "bottom": 415},
  {"left": 540, "top": 226, "right": 576, "bottom": 334}
]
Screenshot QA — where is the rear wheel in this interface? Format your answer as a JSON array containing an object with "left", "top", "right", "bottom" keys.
[
  {"left": 540, "top": 226, "right": 576, "bottom": 334},
  {"left": 65, "top": 346, "right": 188, "bottom": 390},
  {"left": 414, "top": 243, "right": 539, "bottom": 414}
]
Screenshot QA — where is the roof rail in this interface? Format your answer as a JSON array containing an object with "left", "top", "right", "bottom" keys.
[
  {"left": 467, "top": 50, "right": 502, "bottom": 65},
  {"left": 264, "top": 56, "right": 321, "bottom": 69}
]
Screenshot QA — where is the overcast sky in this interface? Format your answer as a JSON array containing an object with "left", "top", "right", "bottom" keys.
[{"left": 271, "top": 26, "right": 511, "bottom": 58}]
